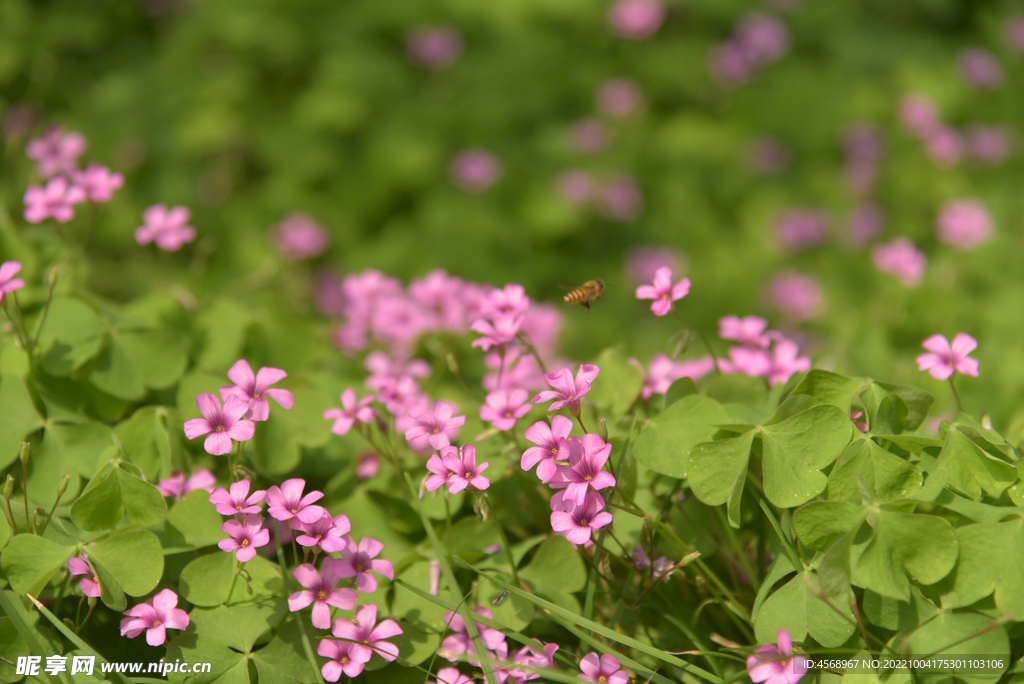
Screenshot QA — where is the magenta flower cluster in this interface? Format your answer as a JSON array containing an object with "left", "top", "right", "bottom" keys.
[{"left": 712, "top": 13, "right": 790, "bottom": 85}]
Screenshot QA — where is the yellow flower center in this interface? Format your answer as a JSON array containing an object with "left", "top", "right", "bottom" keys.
[
  {"left": 339, "top": 657, "right": 350, "bottom": 666},
  {"left": 580, "top": 519, "right": 589, "bottom": 526},
  {"left": 504, "top": 412, "right": 513, "bottom": 418},
  {"left": 583, "top": 475, "right": 593, "bottom": 481},
  {"left": 291, "top": 508, "right": 298, "bottom": 514},
  {"left": 318, "top": 591, "right": 327, "bottom": 601},
  {"left": 464, "top": 472, "right": 473, "bottom": 479},
  {"left": 215, "top": 425, "right": 225, "bottom": 432},
  {"left": 152, "top": 619, "right": 162, "bottom": 628},
  {"left": 241, "top": 539, "right": 249, "bottom": 547}
]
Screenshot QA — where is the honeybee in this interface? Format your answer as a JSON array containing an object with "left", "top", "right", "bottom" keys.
[{"left": 563, "top": 279, "right": 605, "bottom": 311}]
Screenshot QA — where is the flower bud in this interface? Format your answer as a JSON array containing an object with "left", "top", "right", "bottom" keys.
[
  {"left": 56, "top": 474, "right": 70, "bottom": 499},
  {"left": 598, "top": 418, "right": 609, "bottom": 441},
  {"left": 19, "top": 442, "right": 30, "bottom": 466},
  {"left": 446, "top": 352, "right": 459, "bottom": 375},
  {"left": 4, "top": 475, "right": 13, "bottom": 500}
]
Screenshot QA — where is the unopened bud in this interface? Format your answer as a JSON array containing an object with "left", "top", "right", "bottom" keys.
[
  {"left": 680, "top": 550, "right": 701, "bottom": 566},
  {"left": 87, "top": 596, "right": 97, "bottom": 607},
  {"left": 47, "top": 266, "right": 59, "bottom": 288},
  {"left": 19, "top": 442, "right": 30, "bottom": 466},
  {"left": 33, "top": 507, "right": 45, "bottom": 529},
  {"left": 598, "top": 418, "right": 609, "bottom": 441},
  {"left": 56, "top": 474, "right": 70, "bottom": 498},
  {"left": 446, "top": 353, "right": 459, "bottom": 375},
  {"left": 4, "top": 475, "right": 13, "bottom": 500}
]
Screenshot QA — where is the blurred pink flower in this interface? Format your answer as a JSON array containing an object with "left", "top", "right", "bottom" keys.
[
  {"left": 899, "top": 94, "right": 941, "bottom": 139},
  {"left": 485, "top": 283, "right": 532, "bottom": 318},
  {"left": 607, "top": 0, "right": 666, "bottom": 39},
  {"left": 410, "top": 269, "right": 471, "bottom": 331},
  {"left": 959, "top": 48, "right": 1003, "bottom": 89},
  {"left": 557, "top": 170, "right": 597, "bottom": 205},
  {"left": 0, "top": 262, "right": 26, "bottom": 303},
  {"left": 183, "top": 394, "right": 256, "bottom": 456},
  {"left": 936, "top": 200, "right": 994, "bottom": 251},
  {"left": 966, "top": 125, "right": 1010, "bottom": 163},
  {"left": 376, "top": 375, "right": 430, "bottom": 417},
  {"left": 365, "top": 351, "right": 431, "bottom": 390},
  {"left": 872, "top": 238, "right": 926, "bottom": 288},
  {"left": 471, "top": 314, "right": 524, "bottom": 352},
  {"left": 626, "top": 246, "right": 683, "bottom": 284},
  {"left": 68, "top": 557, "right": 101, "bottom": 598},
  {"left": 23, "top": 177, "right": 86, "bottom": 224},
  {"left": 925, "top": 126, "right": 964, "bottom": 167},
  {"left": 483, "top": 346, "right": 549, "bottom": 393},
  {"left": 775, "top": 209, "right": 829, "bottom": 251},
  {"left": 157, "top": 469, "right": 216, "bottom": 500},
  {"left": 272, "top": 213, "right": 328, "bottom": 260},
  {"left": 850, "top": 411, "right": 868, "bottom": 432},
  {"left": 596, "top": 79, "right": 644, "bottom": 119},
  {"left": 4, "top": 105, "right": 34, "bottom": 142},
  {"left": 719, "top": 316, "right": 770, "bottom": 348},
  {"left": 120, "top": 589, "right": 189, "bottom": 647},
  {"left": 848, "top": 203, "right": 883, "bottom": 246},
  {"left": 220, "top": 359, "right": 293, "bottom": 421},
  {"left": 324, "top": 388, "right": 377, "bottom": 435},
  {"left": 520, "top": 303, "right": 563, "bottom": 357},
  {"left": 632, "top": 546, "right": 675, "bottom": 581},
  {"left": 135, "top": 204, "right": 196, "bottom": 251},
  {"left": 735, "top": 13, "right": 790, "bottom": 63},
  {"left": 430, "top": 667, "right": 472, "bottom": 684},
  {"left": 408, "top": 26, "right": 463, "bottom": 68},
  {"left": 219, "top": 514, "right": 270, "bottom": 562},
  {"left": 718, "top": 347, "right": 772, "bottom": 377},
  {"left": 917, "top": 333, "right": 979, "bottom": 380},
  {"left": 747, "top": 630, "right": 807, "bottom": 684},
  {"left": 1007, "top": 16, "right": 1024, "bottom": 52},
  {"left": 632, "top": 354, "right": 716, "bottom": 399},
  {"left": 370, "top": 295, "right": 432, "bottom": 357},
  {"left": 450, "top": 149, "right": 501, "bottom": 192},
  {"left": 636, "top": 266, "right": 690, "bottom": 316},
  {"left": 766, "top": 272, "right": 822, "bottom": 321},
  {"left": 570, "top": 119, "right": 608, "bottom": 154},
  {"left": 356, "top": 451, "right": 380, "bottom": 479},
  {"left": 749, "top": 137, "right": 791, "bottom": 174},
  {"left": 26, "top": 126, "right": 86, "bottom": 178},
  {"left": 480, "top": 389, "right": 531, "bottom": 431},
  {"left": 70, "top": 164, "right": 124, "bottom": 203},
  {"left": 600, "top": 175, "right": 644, "bottom": 221},
  {"left": 712, "top": 41, "right": 754, "bottom": 84},
  {"left": 845, "top": 125, "right": 883, "bottom": 161},
  {"left": 765, "top": 336, "right": 811, "bottom": 386}
]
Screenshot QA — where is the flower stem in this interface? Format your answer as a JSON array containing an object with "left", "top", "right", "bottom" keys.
[
  {"left": 226, "top": 561, "right": 243, "bottom": 605},
  {"left": 949, "top": 376, "right": 964, "bottom": 414},
  {"left": 515, "top": 333, "right": 548, "bottom": 375},
  {"left": 30, "top": 267, "right": 58, "bottom": 351}
]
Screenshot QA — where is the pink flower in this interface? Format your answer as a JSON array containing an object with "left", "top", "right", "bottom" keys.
[
  {"left": 288, "top": 562, "right": 358, "bottom": 629},
  {"left": 936, "top": 200, "right": 994, "bottom": 251},
  {"left": 219, "top": 359, "right": 294, "bottom": 422},
  {"left": 23, "top": 177, "right": 86, "bottom": 224},
  {"left": 959, "top": 48, "right": 1003, "bottom": 89},
  {"left": 429, "top": 560, "right": 441, "bottom": 596},
  {"left": 265, "top": 478, "right": 326, "bottom": 524},
  {"left": 718, "top": 347, "right": 772, "bottom": 377},
  {"left": 401, "top": 400, "right": 466, "bottom": 452},
  {"left": 218, "top": 514, "right": 270, "bottom": 562},
  {"left": 630, "top": 354, "right": 695, "bottom": 399},
  {"left": 636, "top": 267, "right": 690, "bottom": 316},
  {"left": 766, "top": 272, "right": 822, "bottom": 321},
  {"left": 438, "top": 607, "right": 506, "bottom": 662},
  {"left": 520, "top": 303, "right": 564, "bottom": 357},
  {"left": 1007, "top": 16, "right": 1024, "bottom": 52},
  {"left": 365, "top": 352, "right": 431, "bottom": 390},
  {"left": 551, "top": 435, "right": 616, "bottom": 505},
  {"left": 848, "top": 203, "right": 883, "bottom": 246},
  {"left": 410, "top": 270, "right": 471, "bottom": 331},
  {"left": 600, "top": 175, "right": 644, "bottom": 221},
  {"left": 608, "top": 0, "right": 665, "bottom": 39},
  {"left": 68, "top": 556, "right": 100, "bottom": 598},
  {"left": 485, "top": 284, "right": 532, "bottom": 318},
  {"left": 317, "top": 638, "right": 372, "bottom": 681},
  {"left": 749, "top": 137, "right": 791, "bottom": 174},
  {"left": 747, "top": 630, "right": 807, "bottom": 684},
  {"left": 119, "top": 589, "right": 190, "bottom": 647},
  {"left": 511, "top": 642, "right": 560, "bottom": 681},
  {"left": 916, "top": 333, "right": 980, "bottom": 381},
  {"left": 183, "top": 394, "right": 256, "bottom": 456},
  {"left": 471, "top": 315, "right": 524, "bottom": 353},
  {"left": 324, "top": 389, "right": 377, "bottom": 435},
  {"left": 26, "top": 126, "right": 86, "bottom": 178},
  {"left": 479, "top": 389, "right": 531, "bottom": 431},
  {"left": 595, "top": 79, "right": 644, "bottom": 119},
  {"left": 570, "top": 119, "right": 609, "bottom": 154},
  {"left": 735, "top": 13, "right": 790, "bottom": 64},
  {"left": 272, "top": 213, "right": 329, "bottom": 260},
  {"left": 558, "top": 170, "right": 598, "bottom": 205},
  {"left": 625, "top": 246, "right": 684, "bottom": 286},
  {"left": 329, "top": 604, "right": 403, "bottom": 663},
  {"left": 424, "top": 445, "right": 490, "bottom": 495},
  {"left": 533, "top": 364, "right": 600, "bottom": 413},
  {"left": 632, "top": 546, "right": 675, "bottom": 581},
  {"left": 0, "top": 262, "right": 26, "bottom": 303},
  {"left": 335, "top": 537, "right": 395, "bottom": 593},
  {"left": 315, "top": 270, "right": 346, "bottom": 317},
  {"left": 209, "top": 479, "right": 265, "bottom": 516},
  {"left": 356, "top": 452, "right": 381, "bottom": 479},
  {"left": 966, "top": 125, "right": 1010, "bottom": 163},
  {"left": 579, "top": 652, "right": 628, "bottom": 684},
  {"left": 483, "top": 347, "right": 549, "bottom": 393},
  {"left": 712, "top": 41, "right": 754, "bottom": 84},
  {"left": 925, "top": 126, "right": 963, "bottom": 167},
  {"left": 157, "top": 469, "right": 217, "bottom": 500},
  {"left": 377, "top": 375, "right": 430, "bottom": 417},
  {"left": 291, "top": 512, "right": 351, "bottom": 552},
  {"left": 765, "top": 337, "right": 811, "bottom": 387},
  {"left": 450, "top": 149, "right": 501, "bottom": 192},
  {"left": 775, "top": 210, "right": 829, "bottom": 251},
  {"left": 900, "top": 94, "right": 941, "bottom": 138},
  {"left": 550, "top": 491, "right": 613, "bottom": 545},
  {"left": 135, "top": 204, "right": 196, "bottom": 251},
  {"left": 850, "top": 411, "right": 868, "bottom": 432},
  {"left": 431, "top": 668, "right": 473, "bottom": 684},
  {"left": 521, "top": 415, "right": 573, "bottom": 483},
  {"left": 719, "top": 316, "right": 770, "bottom": 348},
  {"left": 872, "top": 238, "right": 927, "bottom": 288},
  {"left": 408, "top": 26, "right": 463, "bottom": 68},
  {"left": 69, "top": 164, "right": 124, "bottom": 203}
]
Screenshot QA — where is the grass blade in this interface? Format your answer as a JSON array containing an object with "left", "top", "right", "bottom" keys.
[{"left": 23, "top": 593, "right": 127, "bottom": 684}]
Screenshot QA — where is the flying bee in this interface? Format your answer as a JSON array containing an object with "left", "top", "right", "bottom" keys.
[{"left": 562, "top": 279, "right": 605, "bottom": 311}]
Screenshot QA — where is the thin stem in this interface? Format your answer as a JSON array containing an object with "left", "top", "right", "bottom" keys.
[
  {"left": 10, "top": 292, "right": 34, "bottom": 366},
  {"left": 572, "top": 409, "right": 589, "bottom": 434},
  {"left": 38, "top": 482, "right": 67, "bottom": 536},
  {"left": 949, "top": 377, "right": 964, "bottom": 414},
  {"left": 78, "top": 601, "right": 96, "bottom": 632},
  {"left": 22, "top": 462, "right": 31, "bottom": 535},
  {"left": 30, "top": 268, "right": 58, "bottom": 351},
  {"left": 226, "top": 561, "right": 243, "bottom": 605},
  {"left": 4, "top": 496, "right": 17, "bottom": 536},
  {"left": 515, "top": 333, "right": 549, "bottom": 375},
  {"left": 490, "top": 515, "right": 519, "bottom": 586}
]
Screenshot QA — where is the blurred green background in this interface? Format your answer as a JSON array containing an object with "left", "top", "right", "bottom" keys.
[{"left": 2, "top": 0, "right": 1024, "bottom": 423}]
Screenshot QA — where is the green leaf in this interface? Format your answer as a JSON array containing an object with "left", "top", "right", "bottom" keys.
[
  {"left": 903, "top": 611, "right": 1010, "bottom": 684},
  {"left": 688, "top": 430, "right": 754, "bottom": 506},
  {"left": 875, "top": 382, "right": 934, "bottom": 431},
  {"left": 179, "top": 552, "right": 235, "bottom": 607},
  {"left": 754, "top": 571, "right": 855, "bottom": 648},
  {"left": 87, "top": 529, "right": 164, "bottom": 596},
  {"left": 942, "top": 520, "right": 1024, "bottom": 618},
  {"left": 69, "top": 466, "right": 122, "bottom": 530},
  {"left": 36, "top": 297, "right": 107, "bottom": 376},
  {"left": 519, "top": 536, "right": 588, "bottom": 594},
  {"left": 586, "top": 348, "right": 643, "bottom": 416},
  {"left": 194, "top": 298, "right": 253, "bottom": 371},
  {"left": 633, "top": 394, "right": 730, "bottom": 478},
  {"left": 90, "top": 337, "right": 146, "bottom": 401},
  {"left": 0, "top": 375, "right": 44, "bottom": 470},
  {"left": 701, "top": 373, "right": 768, "bottom": 408},
  {"left": 761, "top": 405, "right": 852, "bottom": 508},
  {"left": 166, "top": 623, "right": 248, "bottom": 684},
  {"left": 164, "top": 489, "right": 225, "bottom": 552},
  {"left": 115, "top": 467, "right": 167, "bottom": 527},
  {"left": 191, "top": 598, "right": 288, "bottom": 652},
  {"left": 856, "top": 510, "right": 959, "bottom": 600},
  {"left": 0, "top": 617, "right": 31, "bottom": 684},
  {"left": 116, "top": 330, "right": 189, "bottom": 390},
  {"left": 792, "top": 370, "right": 864, "bottom": 412},
  {"left": 0, "top": 535, "right": 75, "bottom": 594},
  {"left": 0, "top": 509, "right": 9, "bottom": 551},
  {"left": 792, "top": 501, "right": 867, "bottom": 551},
  {"left": 663, "top": 377, "right": 698, "bottom": 408},
  {"left": 29, "top": 421, "right": 115, "bottom": 504},
  {"left": 826, "top": 439, "right": 923, "bottom": 502},
  {"left": 251, "top": 618, "right": 317, "bottom": 684},
  {"left": 391, "top": 561, "right": 456, "bottom": 632},
  {"left": 90, "top": 554, "right": 128, "bottom": 611},
  {"left": 935, "top": 428, "right": 1018, "bottom": 501}
]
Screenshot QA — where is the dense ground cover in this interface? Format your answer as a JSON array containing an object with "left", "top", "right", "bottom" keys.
[{"left": 2, "top": 0, "right": 1024, "bottom": 683}]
